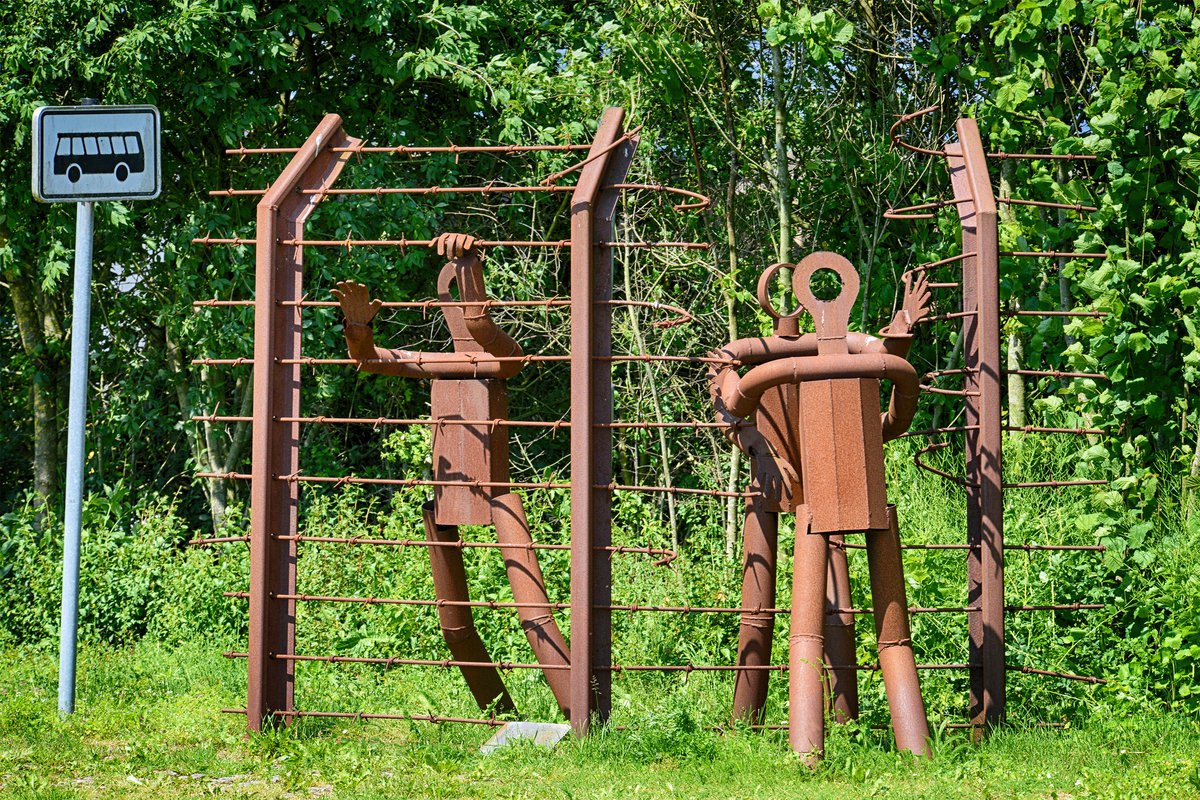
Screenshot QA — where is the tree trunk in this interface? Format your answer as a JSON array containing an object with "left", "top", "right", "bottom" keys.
[
  {"left": 622, "top": 244, "right": 678, "bottom": 549},
  {"left": 857, "top": 0, "right": 883, "bottom": 108},
  {"left": 1007, "top": 307, "right": 1026, "bottom": 430},
  {"left": 1188, "top": 440, "right": 1200, "bottom": 517},
  {"left": 7, "top": 266, "right": 66, "bottom": 523},
  {"left": 718, "top": 46, "right": 743, "bottom": 558},
  {"left": 999, "top": 161, "right": 1025, "bottom": 430},
  {"left": 772, "top": 41, "right": 791, "bottom": 268},
  {"left": 1057, "top": 164, "right": 1074, "bottom": 349},
  {"left": 164, "top": 324, "right": 251, "bottom": 531}
]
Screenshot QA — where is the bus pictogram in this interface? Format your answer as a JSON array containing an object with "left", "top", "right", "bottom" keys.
[{"left": 53, "top": 131, "right": 145, "bottom": 183}]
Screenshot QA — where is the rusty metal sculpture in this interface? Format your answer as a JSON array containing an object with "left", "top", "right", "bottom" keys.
[
  {"left": 190, "top": 108, "right": 1109, "bottom": 740},
  {"left": 710, "top": 252, "right": 932, "bottom": 759},
  {"left": 192, "top": 109, "right": 655, "bottom": 734},
  {"left": 333, "top": 233, "right": 572, "bottom": 719}
]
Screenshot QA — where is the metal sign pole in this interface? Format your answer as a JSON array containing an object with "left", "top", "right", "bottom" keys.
[
  {"left": 58, "top": 198, "right": 95, "bottom": 715},
  {"left": 32, "top": 97, "right": 159, "bottom": 716}
]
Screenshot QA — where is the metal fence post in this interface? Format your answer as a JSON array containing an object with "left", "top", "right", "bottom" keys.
[
  {"left": 246, "top": 114, "right": 359, "bottom": 731},
  {"left": 568, "top": 107, "right": 626, "bottom": 737},
  {"left": 950, "top": 119, "right": 1005, "bottom": 733},
  {"left": 57, "top": 198, "right": 94, "bottom": 715}
]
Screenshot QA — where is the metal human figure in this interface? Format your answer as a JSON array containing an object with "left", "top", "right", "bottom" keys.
[
  {"left": 333, "top": 233, "right": 571, "bottom": 719},
  {"left": 708, "top": 251, "right": 932, "bottom": 760}
]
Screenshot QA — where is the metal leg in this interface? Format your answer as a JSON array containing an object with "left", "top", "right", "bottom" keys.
[
  {"left": 788, "top": 506, "right": 827, "bottom": 761},
  {"left": 824, "top": 534, "right": 859, "bottom": 723},
  {"left": 865, "top": 505, "right": 930, "bottom": 756},
  {"left": 732, "top": 497, "right": 778, "bottom": 724},
  {"left": 493, "top": 493, "right": 572, "bottom": 719},
  {"left": 423, "top": 501, "right": 515, "bottom": 714}
]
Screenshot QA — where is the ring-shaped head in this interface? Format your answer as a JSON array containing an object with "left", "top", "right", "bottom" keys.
[
  {"left": 756, "top": 262, "right": 804, "bottom": 337},
  {"left": 790, "top": 252, "right": 860, "bottom": 355}
]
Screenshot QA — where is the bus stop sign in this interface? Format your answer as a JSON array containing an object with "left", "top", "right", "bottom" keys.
[{"left": 32, "top": 105, "right": 160, "bottom": 203}]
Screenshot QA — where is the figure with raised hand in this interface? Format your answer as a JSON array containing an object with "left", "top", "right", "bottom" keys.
[
  {"left": 708, "top": 252, "right": 932, "bottom": 760},
  {"left": 333, "top": 233, "right": 572, "bottom": 719}
]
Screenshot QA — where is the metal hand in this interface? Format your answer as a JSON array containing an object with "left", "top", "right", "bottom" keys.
[
  {"left": 897, "top": 270, "right": 931, "bottom": 332},
  {"left": 331, "top": 280, "right": 382, "bottom": 326},
  {"left": 430, "top": 232, "right": 481, "bottom": 261},
  {"left": 749, "top": 443, "right": 799, "bottom": 504}
]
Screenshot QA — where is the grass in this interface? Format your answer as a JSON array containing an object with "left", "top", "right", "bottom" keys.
[{"left": 2, "top": 641, "right": 1198, "bottom": 799}]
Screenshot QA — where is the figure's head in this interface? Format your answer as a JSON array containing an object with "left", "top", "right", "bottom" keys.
[
  {"left": 791, "top": 252, "right": 859, "bottom": 355},
  {"left": 756, "top": 262, "right": 802, "bottom": 337},
  {"left": 756, "top": 253, "right": 861, "bottom": 343}
]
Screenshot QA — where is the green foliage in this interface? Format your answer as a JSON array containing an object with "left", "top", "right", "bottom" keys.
[
  {"left": 0, "top": 490, "right": 246, "bottom": 647},
  {"left": 7, "top": 433, "right": 1197, "bottom": 719}
]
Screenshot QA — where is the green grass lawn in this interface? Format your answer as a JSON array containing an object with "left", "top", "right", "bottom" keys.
[{"left": 2, "top": 641, "right": 1198, "bottom": 799}]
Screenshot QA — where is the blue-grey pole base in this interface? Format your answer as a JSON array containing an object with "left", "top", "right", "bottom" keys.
[{"left": 58, "top": 199, "right": 94, "bottom": 715}]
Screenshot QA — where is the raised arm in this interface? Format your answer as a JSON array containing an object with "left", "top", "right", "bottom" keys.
[
  {"left": 331, "top": 277, "right": 518, "bottom": 379},
  {"left": 434, "top": 233, "right": 523, "bottom": 361},
  {"left": 332, "top": 232, "right": 528, "bottom": 379},
  {"left": 331, "top": 280, "right": 388, "bottom": 366},
  {"left": 708, "top": 343, "right": 800, "bottom": 500},
  {"left": 877, "top": 270, "right": 931, "bottom": 359}
]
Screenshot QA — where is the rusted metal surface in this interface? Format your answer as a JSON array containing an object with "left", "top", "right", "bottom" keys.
[
  {"left": 709, "top": 252, "right": 932, "bottom": 760},
  {"left": 947, "top": 123, "right": 1000, "bottom": 735},
  {"left": 247, "top": 114, "right": 359, "bottom": 732},
  {"left": 331, "top": 231, "right": 579, "bottom": 718},
  {"left": 568, "top": 107, "right": 637, "bottom": 737},
  {"left": 208, "top": 182, "right": 708, "bottom": 212},
  {"left": 226, "top": 142, "right": 593, "bottom": 156},
  {"left": 542, "top": 125, "right": 642, "bottom": 184},
  {"left": 194, "top": 235, "right": 709, "bottom": 250},
  {"left": 199, "top": 109, "right": 756, "bottom": 737},
  {"left": 195, "top": 469, "right": 763, "bottom": 499},
  {"left": 788, "top": 508, "right": 828, "bottom": 760},
  {"left": 191, "top": 353, "right": 729, "bottom": 367},
  {"left": 494, "top": 494, "right": 572, "bottom": 717},
  {"left": 423, "top": 502, "right": 516, "bottom": 713},
  {"left": 868, "top": 507, "right": 932, "bottom": 756},
  {"left": 823, "top": 534, "right": 859, "bottom": 723},
  {"left": 885, "top": 197, "right": 1096, "bottom": 218},
  {"left": 205, "top": 110, "right": 686, "bottom": 734},
  {"left": 731, "top": 495, "right": 777, "bottom": 724},
  {"left": 200, "top": 105, "right": 1107, "bottom": 744}
]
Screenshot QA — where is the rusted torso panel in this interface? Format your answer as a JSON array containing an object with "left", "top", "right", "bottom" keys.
[
  {"left": 757, "top": 384, "right": 804, "bottom": 512},
  {"left": 431, "top": 378, "right": 509, "bottom": 525},
  {"left": 795, "top": 377, "right": 887, "bottom": 534}
]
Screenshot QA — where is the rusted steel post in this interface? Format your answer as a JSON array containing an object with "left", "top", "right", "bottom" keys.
[
  {"left": 568, "top": 108, "right": 636, "bottom": 737},
  {"left": 951, "top": 119, "right": 1005, "bottom": 733},
  {"left": 946, "top": 142, "right": 984, "bottom": 728},
  {"left": 247, "top": 115, "right": 359, "bottom": 731}
]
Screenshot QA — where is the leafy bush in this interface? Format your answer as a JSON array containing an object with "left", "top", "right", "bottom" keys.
[{"left": 0, "top": 487, "right": 247, "bottom": 648}]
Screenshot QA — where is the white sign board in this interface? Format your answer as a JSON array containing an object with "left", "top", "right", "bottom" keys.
[{"left": 32, "top": 105, "right": 161, "bottom": 203}]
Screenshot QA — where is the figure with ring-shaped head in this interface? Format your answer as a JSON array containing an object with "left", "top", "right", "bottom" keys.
[{"left": 708, "top": 251, "right": 932, "bottom": 760}]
